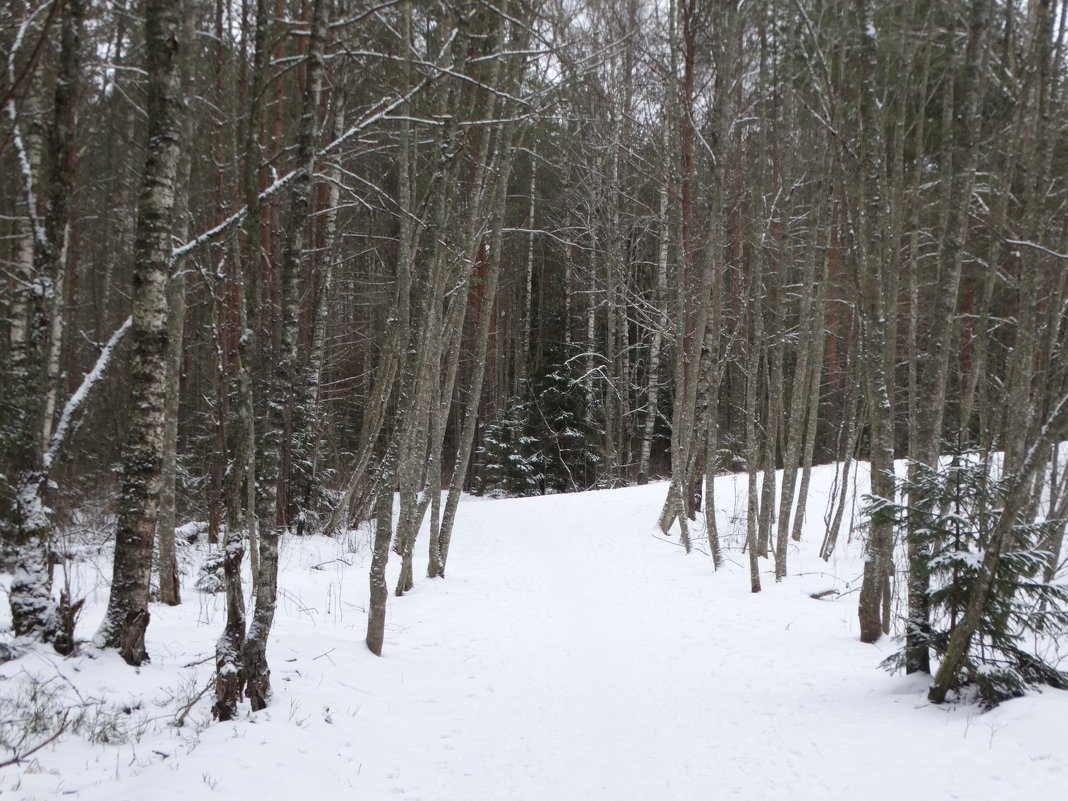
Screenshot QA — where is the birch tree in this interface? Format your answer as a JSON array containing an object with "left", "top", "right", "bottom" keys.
[
  {"left": 0, "top": 0, "right": 95, "bottom": 646},
  {"left": 96, "top": 0, "right": 187, "bottom": 665}
]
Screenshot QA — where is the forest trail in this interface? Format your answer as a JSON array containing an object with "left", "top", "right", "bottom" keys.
[{"left": 360, "top": 481, "right": 1063, "bottom": 801}]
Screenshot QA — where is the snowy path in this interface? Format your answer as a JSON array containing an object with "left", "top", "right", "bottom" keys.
[
  {"left": 358, "top": 484, "right": 1064, "bottom": 801},
  {"left": 6, "top": 477, "right": 1066, "bottom": 800}
]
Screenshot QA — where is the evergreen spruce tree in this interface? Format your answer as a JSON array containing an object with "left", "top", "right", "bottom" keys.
[
  {"left": 873, "top": 452, "right": 1068, "bottom": 705},
  {"left": 532, "top": 367, "right": 604, "bottom": 493},
  {"left": 476, "top": 398, "right": 543, "bottom": 498}
]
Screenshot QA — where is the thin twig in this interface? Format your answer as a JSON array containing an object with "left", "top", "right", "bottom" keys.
[
  {"left": 0, "top": 712, "right": 69, "bottom": 769},
  {"left": 173, "top": 680, "right": 213, "bottom": 729}
]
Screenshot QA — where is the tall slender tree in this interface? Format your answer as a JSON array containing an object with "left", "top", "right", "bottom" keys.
[{"left": 95, "top": 0, "right": 187, "bottom": 666}]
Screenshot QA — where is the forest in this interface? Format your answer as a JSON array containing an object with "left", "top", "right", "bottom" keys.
[{"left": 2, "top": 0, "right": 1068, "bottom": 760}]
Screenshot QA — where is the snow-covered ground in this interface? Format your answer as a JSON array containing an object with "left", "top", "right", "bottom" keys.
[{"left": 2, "top": 464, "right": 1066, "bottom": 800}]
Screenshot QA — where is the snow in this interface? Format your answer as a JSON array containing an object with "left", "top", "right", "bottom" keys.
[
  {"left": 175, "top": 521, "right": 208, "bottom": 541},
  {"left": 42, "top": 315, "right": 132, "bottom": 473},
  {"left": 2, "top": 464, "right": 1067, "bottom": 800}
]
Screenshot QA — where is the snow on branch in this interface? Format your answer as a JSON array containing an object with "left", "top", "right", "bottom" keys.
[
  {"left": 170, "top": 78, "right": 433, "bottom": 264},
  {"left": 341, "top": 49, "right": 533, "bottom": 109},
  {"left": 330, "top": 0, "right": 406, "bottom": 29},
  {"left": 0, "top": 0, "right": 59, "bottom": 115},
  {"left": 1004, "top": 239, "right": 1068, "bottom": 261},
  {"left": 42, "top": 315, "right": 132, "bottom": 473}
]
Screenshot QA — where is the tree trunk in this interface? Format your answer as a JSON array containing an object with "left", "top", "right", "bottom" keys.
[
  {"left": 96, "top": 0, "right": 185, "bottom": 666},
  {"left": 744, "top": 254, "right": 764, "bottom": 593},
  {"left": 157, "top": 4, "right": 197, "bottom": 605},
  {"left": 293, "top": 98, "right": 345, "bottom": 537},
  {"left": 851, "top": 0, "right": 896, "bottom": 644},
  {"left": 156, "top": 265, "right": 185, "bottom": 607},
  {"left": 3, "top": 0, "right": 87, "bottom": 643},
  {"left": 243, "top": 0, "right": 328, "bottom": 710},
  {"left": 775, "top": 237, "right": 821, "bottom": 578},
  {"left": 367, "top": 477, "right": 393, "bottom": 656},
  {"left": 820, "top": 341, "right": 860, "bottom": 561},
  {"left": 638, "top": 161, "right": 670, "bottom": 485},
  {"left": 790, "top": 273, "right": 828, "bottom": 545}
]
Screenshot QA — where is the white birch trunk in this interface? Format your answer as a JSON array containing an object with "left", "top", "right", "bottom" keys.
[{"left": 96, "top": 0, "right": 185, "bottom": 665}]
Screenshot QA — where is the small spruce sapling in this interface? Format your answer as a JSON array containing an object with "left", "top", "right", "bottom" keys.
[{"left": 871, "top": 451, "right": 1068, "bottom": 705}]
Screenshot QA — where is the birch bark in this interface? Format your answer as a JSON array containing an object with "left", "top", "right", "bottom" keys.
[{"left": 96, "top": 0, "right": 185, "bottom": 665}]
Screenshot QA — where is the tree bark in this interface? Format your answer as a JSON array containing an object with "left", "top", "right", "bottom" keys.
[
  {"left": 774, "top": 233, "right": 821, "bottom": 578},
  {"left": 243, "top": 0, "right": 328, "bottom": 711},
  {"left": 2, "top": 0, "right": 86, "bottom": 643},
  {"left": 850, "top": 0, "right": 896, "bottom": 644},
  {"left": 638, "top": 156, "right": 670, "bottom": 485},
  {"left": 96, "top": 0, "right": 185, "bottom": 665},
  {"left": 367, "top": 477, "right": 393, "bottom": 656},
  {"left": 157, "top": 2, "right": 197, "bottom": 606},
  {"left": 156, "top": 265, "right": 185, "bottom": 607},
  {"left": 744, "top": 254, "right": 764, "bottom": 593}
]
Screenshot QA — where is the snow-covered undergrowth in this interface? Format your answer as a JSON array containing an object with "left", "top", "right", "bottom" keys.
[{"left": 2, "top": 463, "right": 1066, "bottom": 800}]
